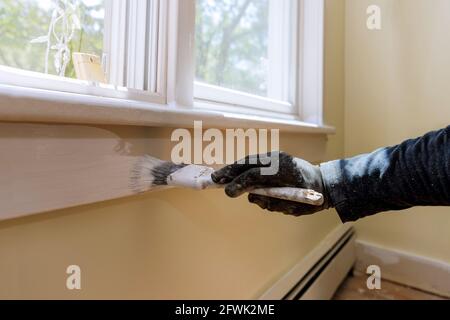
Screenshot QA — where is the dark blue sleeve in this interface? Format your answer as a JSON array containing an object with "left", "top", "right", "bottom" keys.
[{"left": 320, "top": 126, "right": 450, "bottom": 222}]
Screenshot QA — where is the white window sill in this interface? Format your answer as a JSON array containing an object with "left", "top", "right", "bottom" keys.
[{"left": 0, "top": 84, "right": 335, "bottom": 134}]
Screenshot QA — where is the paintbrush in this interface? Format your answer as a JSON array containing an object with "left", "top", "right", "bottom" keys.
[{"left": 130, "top": 155, "right": 324, "bottom": 206}]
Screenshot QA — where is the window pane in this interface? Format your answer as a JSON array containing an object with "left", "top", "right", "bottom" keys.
[
  {"left": 0, "top": 0, "right": 104, "bottom": 79},
  {"left": 195, "top": 0, "right": 293, "bottom": 101}
]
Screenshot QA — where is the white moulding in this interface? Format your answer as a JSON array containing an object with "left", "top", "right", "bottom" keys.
[{"left": 0, "top": 84, "right": 335, "bottom": 134}]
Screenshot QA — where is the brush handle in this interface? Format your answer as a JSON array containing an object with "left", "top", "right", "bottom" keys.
[
  {"left": 250, "top": 187, "right": 324, "bottom": 206},
  {"left": 167, "top": 164, "right": 324, "bottom": 206}
]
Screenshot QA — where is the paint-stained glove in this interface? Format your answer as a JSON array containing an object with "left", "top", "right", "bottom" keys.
[{"left": 211, "top": 152, "right": 331, "bottom": 216}]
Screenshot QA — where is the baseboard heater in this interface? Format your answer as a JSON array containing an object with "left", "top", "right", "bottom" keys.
[{"left": 260, "top": 225, "right": 356, "bottom": 300}]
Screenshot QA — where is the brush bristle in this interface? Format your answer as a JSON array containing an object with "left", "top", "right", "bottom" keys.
[{"left": 130, "top": 155, "right": 187, "bottom": 193}]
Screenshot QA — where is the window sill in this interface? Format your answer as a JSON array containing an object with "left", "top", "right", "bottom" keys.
[{"left": 0, "top": 84, "right": 335, "bottom": 134}]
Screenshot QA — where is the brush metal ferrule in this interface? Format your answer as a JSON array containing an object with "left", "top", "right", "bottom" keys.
[{"left": 167, "top": 165, "right": 216, "bottom": 190}]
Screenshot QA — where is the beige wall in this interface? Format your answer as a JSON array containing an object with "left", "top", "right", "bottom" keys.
[
  {"left": 346, "top": 0, "right": 450, "bottom": 262},
  {"left": 0, "top": 0, "right": 345, "bottom": 299}
]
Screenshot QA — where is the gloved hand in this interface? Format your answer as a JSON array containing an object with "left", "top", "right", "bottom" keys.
[{"left": 211, "top": 152, "right": 331, "bottom": 216}]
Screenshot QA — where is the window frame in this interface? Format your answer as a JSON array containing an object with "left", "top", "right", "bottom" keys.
[
  {"left": 185, "top": 0, "right": 325, "bottom": 125},
  {"left": 193, "top": 0, "right": 299, "bottom": 116}
]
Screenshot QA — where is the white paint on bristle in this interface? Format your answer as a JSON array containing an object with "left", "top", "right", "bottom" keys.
[
  {"left": 167, "top": 165, "right": 216, "bottom": 190},
  {"left": 130, "top": 155, "right": 162, "bottom": 193}
]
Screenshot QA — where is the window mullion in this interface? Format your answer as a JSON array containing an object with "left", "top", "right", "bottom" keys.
[
  {"left": 167, "top": 0, "right": 196, "bottom": 107},
  {"left": 126, "top": 0, "right": 148, "bottom": 90},
  {"left": 299, "top": 0, "right": 324, "bottom": 125},
  {"left": 268, "top": 0, "right": 298, "bottom": 106},
  {"left": 267, "top": 0, "right": 286, "bottom": 100},
  {"left": 104, "top": 0, "right": 127, "bottom": 87},
  {"left": 147, "top": 0, "right": 160, "bottom": 93}
]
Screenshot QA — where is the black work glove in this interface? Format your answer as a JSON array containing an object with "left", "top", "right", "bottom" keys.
[{"left": 211, "top": 152, "right": 331, "bottom": 216}]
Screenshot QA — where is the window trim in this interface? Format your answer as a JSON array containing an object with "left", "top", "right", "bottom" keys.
[
  {"left": 0, "top": 81, "right": 335, "bottom": 134},
  {"left": 194, "top": 82, "right": 294, "bottom": 115},
  {"left": 0, "top": 65, "right": 167, "bottom": 105},
  {"left": 299, "top": 0, "right": 325, "bottom": 125}
]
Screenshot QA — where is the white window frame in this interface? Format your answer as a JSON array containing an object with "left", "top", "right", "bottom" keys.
[
  {"left": 193, "top": 0, "right": 297, "bottom": 116},
  {"left": 0, "top": 0, "right": 328, "bottom": 132},
  {"left": 190, "top": 0, "right": 325, "bottom": 125},
  {"left": 104, "top": 0, "right": 168, "bottom": 98}
]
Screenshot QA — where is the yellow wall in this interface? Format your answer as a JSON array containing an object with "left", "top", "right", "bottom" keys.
[
  {"left": 346, "top": 0, "right": 450, "bottom": 262},
  {"left": 0, "top": 0, "right": 345, "bottom": 299}
]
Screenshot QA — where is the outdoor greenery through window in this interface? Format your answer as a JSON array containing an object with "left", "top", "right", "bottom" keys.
[
  {"left": 0, "top": 0, "right": 104, "bottom": 79},
  {"left": 195, "top": 0, "right": 294, "bottom": 102}
]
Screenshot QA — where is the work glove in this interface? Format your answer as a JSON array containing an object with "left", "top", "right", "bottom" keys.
[{"left": 211, "top": 152, "right": 331, "bottom": 217}]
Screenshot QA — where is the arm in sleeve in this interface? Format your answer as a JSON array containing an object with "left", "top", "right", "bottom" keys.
[{"left": 320, "top": 126, "right": 450, "bottom": 222}]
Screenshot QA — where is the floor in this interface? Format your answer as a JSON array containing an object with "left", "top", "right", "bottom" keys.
[{"left": 333, "top": 273, "right": 445, "bottom": 300}]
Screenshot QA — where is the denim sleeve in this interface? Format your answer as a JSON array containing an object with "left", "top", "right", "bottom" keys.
[{"left": 320, "top": 126, "right": 450, "bottom": 222}]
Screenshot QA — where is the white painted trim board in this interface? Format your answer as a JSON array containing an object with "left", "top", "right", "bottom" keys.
[{"left": 354, "top": 240, "right": 450, "bottom": 298}]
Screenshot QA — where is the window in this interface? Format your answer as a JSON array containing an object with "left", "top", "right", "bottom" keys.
[
  {"left": 0, "top": 0, "right": 104, "bottom": 78},
  {"left": 0, "top": 0, "right": 325, "bottom": 128},
  {"left": 0, "top": 0, "right": 167, "bottom": 103},
  {"left": 191, "top": 0, "right": 325, "bottom": 124},
  {"left": 194, "top": 0, "right": 296, "bottom": 114}
]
